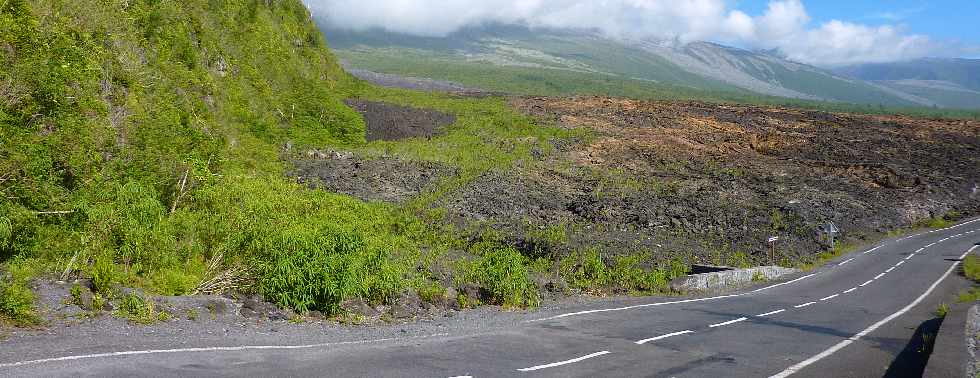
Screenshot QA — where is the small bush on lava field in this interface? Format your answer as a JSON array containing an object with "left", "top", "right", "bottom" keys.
[
  {"left": 561, "top": 248, "right": 609, "bottom": 292},
  {"left": 473, "top": 247, "right": 539, "bottom": 308},
  {"left": 117, "top": 293, "right": 169, "bottom": 324}
]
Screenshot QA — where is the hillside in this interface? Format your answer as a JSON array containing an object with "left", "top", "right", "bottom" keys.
[
  {"left": 2, "top": 1, "right": 979, "bottom": 330},
  {"left": 836, "top": 58, "right": 980, "bottom": 109},
  {"left": 0, "top": 0, "right": 379, "bottom": 324},
  {"left": 322, "top": 24, "right": 980, "bottom": 114}
]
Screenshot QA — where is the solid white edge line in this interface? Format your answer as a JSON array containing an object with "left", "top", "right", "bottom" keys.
[
  {"left": 842, "top": 288, "right": 857, "bottom": 294},
  {"left": 820, "top": 294, "right": 839, "bottom": 301},
  {"left": 517, "top": 351, "right": 611, "bottom": 372},
  {"left": 757, "top": 309, "right": 786, "bottom": 317},
  {"left": 769, "top": 245, "right": 979, "bottom": 378},
  {"left": 0, "top": 333, "right": 451, "bottom": 369},
  {"left": 794, "top": 302, "right": 816, "bottom": 308},
  {"left": 709, "top": 317, "right": 749, "bottom": 328},
  {"left": 635, "top": 330, "right": 694, "bottom": 345}
]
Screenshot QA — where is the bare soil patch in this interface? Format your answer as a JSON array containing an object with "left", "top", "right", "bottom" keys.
[{"left": 345, "top": 99, "right": 455, "bottom": 141}]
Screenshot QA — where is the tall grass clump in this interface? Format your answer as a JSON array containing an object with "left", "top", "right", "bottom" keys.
[
  {"left": 561, "top": 249, "right": 689, "bottom": 294},
  {"left": 257, "top": 226, "right": 402, "bottom": 315},
  {"left": 473, "top": 247, "right": 539, "bottom": 308},
  {"left": 0, "top": 280, "right": 37, "bottom": 326}
]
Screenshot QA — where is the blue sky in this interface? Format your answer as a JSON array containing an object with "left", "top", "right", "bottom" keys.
[{"left": 737, "top": 0, "right": 980, "bottom": 50}]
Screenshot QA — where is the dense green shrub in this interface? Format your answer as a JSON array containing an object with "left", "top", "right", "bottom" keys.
[
  {"left": 562, "top": 249, "right": 689, "bottom": 294},
  {"left": 0, "top": 281, "right": 37, "bottom": 325},
  {"left": 258, "top": 227, "right": 402, "bottom": 315},
  {"left": 91, "top": 253, "right": 116, "bottom": 295},
  {"left": 475, "top": 247, "right": 539, "bottom": 308}
]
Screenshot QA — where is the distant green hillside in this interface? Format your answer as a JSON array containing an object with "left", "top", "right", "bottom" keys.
[
  {"left": 836, "top": 59, "right": 980, "bottom": 109},
  {"left": 837, "top": 58, "right": 980, "bottom": 91},
  {"left": 321, "top": 24, "right": 937, "bottom": 109}
]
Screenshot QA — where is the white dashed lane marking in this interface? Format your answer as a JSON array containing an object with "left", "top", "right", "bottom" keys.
[
  {"left": 860, "top": 280, "right": 874, "bottom": 287},
  {"left": 794, "top": 302, "right": 817, "bottom": 309},
  {"left": 838, "top": 258, "right": 855, "bottom": 266},
  {"left": 769, "top": 245, "right": 978, "bottom": 378},
  {"left": 820, "top": 294, "right": 839, "bottom": 301},
  {"left": 843, "top": 287, "right": 857, "bottom": 294},
  {"left": 517, "top": 351, "right": 611, "bottom": 372},
  {"left": 874, "top": 273, "right": 886, "bottom": 280},
  {"left": 757, "top": 309, "right": 786, "bottom": 317},
  {"left": 709, "top": 318, "right": 749, "bottom": 328},
  {"left": 635, "top": 330, "right": 695, "bottom": 345}
]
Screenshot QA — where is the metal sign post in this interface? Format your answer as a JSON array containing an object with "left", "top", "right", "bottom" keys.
[
  {"left": 822, "top": 222, "right": 840, "bottom": 250},
  {"left": 767, "top": 236, "right": 780, "bottom": 265}
]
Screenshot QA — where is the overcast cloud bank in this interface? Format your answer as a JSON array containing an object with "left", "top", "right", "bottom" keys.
[{"left": 306, "top": 0, "right": 957, "bottom": 67}]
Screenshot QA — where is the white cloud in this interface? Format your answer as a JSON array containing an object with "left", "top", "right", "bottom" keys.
[{"left": 307, "top": 0, "right": 949, "bottom": 66}]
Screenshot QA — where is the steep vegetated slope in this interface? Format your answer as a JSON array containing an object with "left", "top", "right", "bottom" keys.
[{"left": 0, "top": 0, "right": 404, "bottom": 324}]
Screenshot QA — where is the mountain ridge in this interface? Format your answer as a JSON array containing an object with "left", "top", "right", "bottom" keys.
[{"left": 322, "top": 23, "right": 980, "bottom": 110}]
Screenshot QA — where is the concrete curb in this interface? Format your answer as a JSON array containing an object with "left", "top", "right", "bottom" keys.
[
  {"left": 669, "top": 266, "right": 800, "bottom": 293},
  {"left": 924, "top": 302, "right": 972, "bottom": 378}
]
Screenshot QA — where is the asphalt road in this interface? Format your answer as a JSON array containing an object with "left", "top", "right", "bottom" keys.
[{"left": 3, "top": 219, "right": 980, "bottom": 378}]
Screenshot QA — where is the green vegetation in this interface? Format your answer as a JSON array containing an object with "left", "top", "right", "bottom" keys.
[
  {"left": 0, "top": 280, "right": 37, "bottom": 326},
  {"left": 936, "top": 303, "right": 949, "bottom": 318},
  {"left": 957, "top": 254, "right": 980, "bottom": 303},
  {"left": 472, "top": 247, "right": 539, "bottom": 308},
  {"left": 0, "top": 0, "right": 654, "bottom": 323},
  {"left": 559, "top": 249, "right": 688, "bottom": 295},
  {"left": 116, "top": 293, "right": 169, "bottom": 324},
  {"left": 257, "top": 228, "right": 399, "bottom": 314}
]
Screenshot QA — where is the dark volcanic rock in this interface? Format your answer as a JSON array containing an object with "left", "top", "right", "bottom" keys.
[
  {"left": 344, "top": 99, "right": 455, "bottom": 142},
  {"left": 292, "top": 153, "right": 456, "bottom": 203}
]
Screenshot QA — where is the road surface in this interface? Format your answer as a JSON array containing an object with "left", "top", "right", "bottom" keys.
[{"left": 2, "top": 219, "right": 979, "bottom": 377}]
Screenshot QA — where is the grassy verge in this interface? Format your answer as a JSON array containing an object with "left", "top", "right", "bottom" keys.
[{"left": 957, "top": 254, "right": 980, "bottom": 303}]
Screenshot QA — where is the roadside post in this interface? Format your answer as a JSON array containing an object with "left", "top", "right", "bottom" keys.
[
  {"left": 767, "top": 236, "right": 780, "bottom": 265},
  {"left": 822, "top": 222, "right": 840, "bottom": 250}
]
